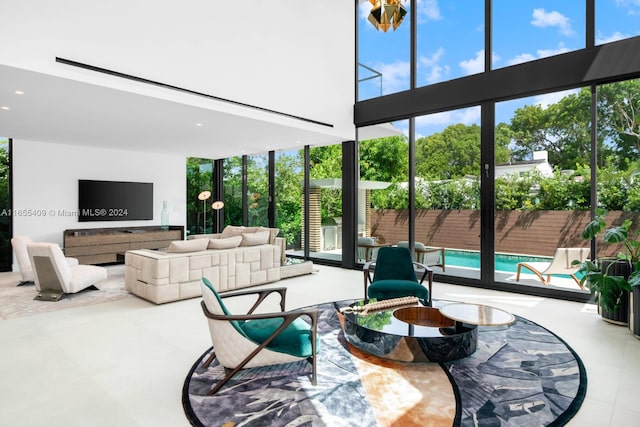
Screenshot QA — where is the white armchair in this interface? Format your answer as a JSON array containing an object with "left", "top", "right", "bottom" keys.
[
  {"left": 11, "top": 236, "right": 79, "bottom": 285},
  {"left": 27, "top": 242, "right": 107, "bottom": 301}
]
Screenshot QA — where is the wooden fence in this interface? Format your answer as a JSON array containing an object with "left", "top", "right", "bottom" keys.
[{"left": 370, "top": 209, "right": 640, "bottom": 257}]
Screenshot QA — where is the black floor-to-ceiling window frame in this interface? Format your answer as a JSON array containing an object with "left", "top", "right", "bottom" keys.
[{"left": 353, "top": 0, "right": 640, "bottom": 302}]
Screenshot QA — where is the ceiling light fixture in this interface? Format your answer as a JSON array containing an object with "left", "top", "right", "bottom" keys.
[
  {"left": 1, "top": 106, "right": 9, "bottom": 110},
  {"left": 367, "top": 0, "right": 407, "bottom": 32},
  {"left": 15, "top": 90, "right": 24, "bottom": 95}
]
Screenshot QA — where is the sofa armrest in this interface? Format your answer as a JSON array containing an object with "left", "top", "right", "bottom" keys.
[{"left": 274, "top": 237, "right": 286, "bottom": 265}]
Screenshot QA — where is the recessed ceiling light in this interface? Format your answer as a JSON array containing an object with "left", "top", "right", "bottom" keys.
[
  {"left": 1, "top": 106, "right": 9, "bottom": 110},
  {"left": 15, "top": 90, "right": 24, "bottom": 95},
  {"left": 195, "top": 123, "right": 203, "bottom": 127}
]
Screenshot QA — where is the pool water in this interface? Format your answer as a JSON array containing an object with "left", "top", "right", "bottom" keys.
[{"left": 445, "top": 249, "right": 552, "bottom": 274}]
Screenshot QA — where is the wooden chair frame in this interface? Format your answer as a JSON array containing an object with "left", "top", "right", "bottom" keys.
[{"left": 200, "top": 287, "right": 318, "bottom": 395}]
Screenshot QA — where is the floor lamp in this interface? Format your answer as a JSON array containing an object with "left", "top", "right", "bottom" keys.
[
  {"left": 198, "top": 191, "right": 211, "bottom": 233},
  {"left": 212, "top": 201, "right": 224, "bottom": 233}
]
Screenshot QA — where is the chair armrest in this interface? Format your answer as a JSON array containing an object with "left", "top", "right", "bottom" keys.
[
  {"left": 413, "top": 262, "right": 433, "bottom": 305},
  {"left": 219, "top": 287, "right": 288, "bottom": 314},
  {"left": 363, "top": 261, "right": 377, "bottom": 299}
]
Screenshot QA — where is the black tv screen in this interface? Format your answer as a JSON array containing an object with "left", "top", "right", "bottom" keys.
[{"left": 78, "top": 180, "right": 153, "bottom": 222}]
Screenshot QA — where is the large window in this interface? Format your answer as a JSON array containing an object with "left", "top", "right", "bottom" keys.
[
  {"left": 495, "top": 91, "right": 591, "bottom": 292},
  {"left": 416, "top": 0, "right": 484, "bottom": 86},
  {"left": 596, "top": 0, "right": 640, "bottom": 45},
  {"left": 274, "top": 148, "right": 304, "bottom": 252},
  {"left": 358, "top": 121, "right": 409, "bottom": 262},
  {"left": 493, "top": 1, "right": 585, "bottom": 69},
  {"left": 357, "top": 0, "right": 411, "bottom": 100},
  {"left": 223, "top": 156, "right": 243, "bottom": 227},
  {"left": 308, "top": 144, "right": 343, "bottom": 262},
  {"left": 247, "top": 154, "right": 268, "bottom": 227},
  {"left": 186, "top": 157, "right": 213, "bottom": 235},
  {"left": 414, "top": 108, "right": 481, "bottom": 280},
  {"left": 0, "top": 137, "right": 10, "bottom": 271}
]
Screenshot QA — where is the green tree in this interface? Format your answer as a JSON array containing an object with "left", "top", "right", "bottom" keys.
[
  {"left": 360, "top": 136, "right": 408, "bottom": 182},
  {"left": 415, "top": 124, "right": 481, "bottom": 179},
  {"left": 186, "top": 157, "right": 213, "bottom": 235}
]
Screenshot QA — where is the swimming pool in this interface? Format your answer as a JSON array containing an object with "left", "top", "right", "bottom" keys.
[{"left": 445, "top": 249, "right": 552, "bottom": 274}]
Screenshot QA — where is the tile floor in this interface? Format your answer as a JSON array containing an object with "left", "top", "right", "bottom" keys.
[{"left": 0, "top": 264, "right": 638, "bottom": 426}]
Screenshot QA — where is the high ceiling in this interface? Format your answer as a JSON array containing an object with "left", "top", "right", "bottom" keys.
[
  {"left": 0, "top": 64, "right": 354, "bottom": 159},
  {"left": 0, "top": 1, "right": 368, "bottom": 159}
]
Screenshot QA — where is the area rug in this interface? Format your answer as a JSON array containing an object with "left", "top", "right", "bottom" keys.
[
  {"left": 0, "top": 265, "right": 130, "bottom": 319},
  {"left": 182, "top": 301, "right": 587, "bottom": 427}
]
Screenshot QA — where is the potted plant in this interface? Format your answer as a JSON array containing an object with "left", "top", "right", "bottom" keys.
[{"left": 578, "top": 209, "right": 640, "bottom": 327}]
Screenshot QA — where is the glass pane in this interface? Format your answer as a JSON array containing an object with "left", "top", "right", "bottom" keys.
[
  {"left": 415, "top": 107, "right": 481, "bottom": 280},
  {"left": 0, "top": 137, "right": 10, "bottom": 271},
  {"left": 308, "top": 144, "right": 343, "bottom": 262},
  {"left": 358, "top": 121, "right": 409, "bottom": 263},
  {"left": 416, "top": 0, "right": 484, "bottom": 87},
  {"left": 493, "top": 0, "right": 585, "bottom": 69},
  {"left": 495, "top": 90, "right": 591, "bottom": 293},
  {"left": 247, "top": 154, "right": 268, "bottom": 227},
  {"left": 275, "top": 149, "right": 304, "bottom": 255},
  {"left": 596, "top": 0, "right": 640, "bottom": 44},
  {"left": 596, "top": 78, "right": 640, "bottom": 259},
  {"left": 223, "top": 156, "right": 243, "bottom": 227},
  {"left": 358, "top": 0, "right": 411, "bottom": 100},
  {"left": 186, "top": 157, "right": 213, "bottom": 235}
]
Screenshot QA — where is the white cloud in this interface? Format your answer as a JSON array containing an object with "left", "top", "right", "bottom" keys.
[
  {"left": 505, "top": 44, "right": 570, "bottom": 66},
  {"left": 418, "top": 0, "right": 442, "bottom": 21},
  {"left": 415, "top": 107, "right": 480, "bottom": 128},
  {"left": 459, "top": 50, "right": 484, "bottom": 75},
  {"left": 531, "top": 8, "right": 574, "bottom": 36},
  {"left": 370, "top": 60, "right": 411, "bottom": 95},
  {"left": 596, "top": 31, "right": 633, "bottom": 44},
  {"left": 418, "top": 48, "right": 449, "bottom": 84}
]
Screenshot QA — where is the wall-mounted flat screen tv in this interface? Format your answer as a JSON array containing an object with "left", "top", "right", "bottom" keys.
[{"left": 78, "top": 180, "right": 153, "bottom": 222}]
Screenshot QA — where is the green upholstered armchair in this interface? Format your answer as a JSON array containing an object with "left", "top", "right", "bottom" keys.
[
  {"left": 200, "top": 278, "right": 319, "bottom": 395},
  {"left": 363, "top": 246, "right": 433, "bottom": 305}
]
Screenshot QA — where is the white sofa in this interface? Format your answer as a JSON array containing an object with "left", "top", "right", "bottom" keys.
[{"left": 124, "top": 226, "right": 284, "bottom": 304}]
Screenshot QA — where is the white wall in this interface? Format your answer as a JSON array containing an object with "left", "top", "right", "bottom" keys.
[{"left": 12, "top": 139, "right": 186, "bottom": 251}]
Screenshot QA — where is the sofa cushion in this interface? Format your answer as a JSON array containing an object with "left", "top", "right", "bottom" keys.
[
  {"left": 241, "top": 231, "right": 270, "bottom": 246},
  {"left": 258, "top": 227, "right": 280, "bottom": 244},
  {"left": 208, "top": 235, "right": 242, "bottom": 249},
  {"left": 221, "top": 225, "right": 260, "bottom": 239},
  {"left": 166, "top": 239, "right": 209, "bottom": 253}
]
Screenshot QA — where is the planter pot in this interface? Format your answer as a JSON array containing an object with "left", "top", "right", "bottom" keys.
[
  {"left": 598, "top": 259, "right": 632, "bottom": 326},
  {"left": 599, "top": 291, "right": 629, "bottom": 325}
]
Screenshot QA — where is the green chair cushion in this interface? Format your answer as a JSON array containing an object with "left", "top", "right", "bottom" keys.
[
  {"left": 368, "top": 279, "right": 429, "bottom": 301},
  {"left": 241, "top": 317, "right": 318, "bottom": 358},
  {"left": 373, "top": 247, "right": 418, "bottom": 282},
  {"left": 201, "top": 278, "right": 246, "bottom": 336}
]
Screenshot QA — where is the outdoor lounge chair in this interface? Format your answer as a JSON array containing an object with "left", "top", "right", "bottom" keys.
[
  {"left": 515, "top": 247, "right": 590, "bottom": 288},
  {"left": 199, "top": 278, "right": 319, "bottom": 395},
  {"left": 397, "top": 241, "right": 445, "bottom": 271}
]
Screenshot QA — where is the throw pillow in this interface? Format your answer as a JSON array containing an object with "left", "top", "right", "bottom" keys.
[
  {"left": 208, "top": 235, "right": 242, "bottom": 249},
  {"left": 241, "top": 230, "right": 270, "bottom": 246},
  {"left": 166, "top": 239, "right": 209, "bottom": 253}
]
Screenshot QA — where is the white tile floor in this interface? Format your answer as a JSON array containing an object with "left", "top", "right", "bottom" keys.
[{"left": 0, "top": 264, "right": 638, "bottom": 426}]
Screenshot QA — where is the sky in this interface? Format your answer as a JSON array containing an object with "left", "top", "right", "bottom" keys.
[{"left": 358, "top": 0, "right": 640, "bottom": 137}]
